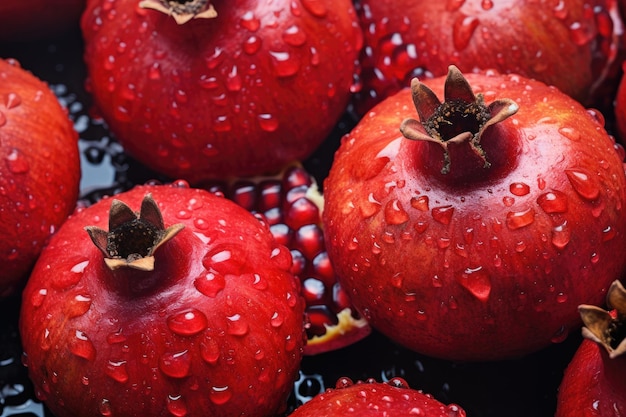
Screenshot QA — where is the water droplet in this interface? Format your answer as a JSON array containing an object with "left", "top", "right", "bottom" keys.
[
  {"left": 551, "top": 221, "right": 571, "bottom": 249},
  {"left": 159, "top": 350, "right": 191, "bottom": 378},
  {"left": 481, "top": 0, "right": 494, "bottom": 10},
  {"left": 269, "top": 51, "right": 299, "bottom": 78},
  {"left": 270, "top": 311, "right": 284, "bottom": 328},
  {"left": 300, "top": 0, "right": 327, "bottom": 17},
  {"left": 553, "top": 0, "right": 568, "bottom": 19},
  {"left": 257, "top": 113, "right": 279, "bottom": 132},
  {"left": 410, "top": 195, "right": 429, "bottom": 211},
  {"left": 457, "top": 266, "right": 491, "bottom": 302},
  {"left": 200, "top": 337, "right": 220, "bottom": 365},
  {"left": 99, "top": 399, "right": 112, "bottom": 416},
  {"left": 509, "top": 182, "right": 530, "bottom": 196},
  {"left": 194, "top": 271, "right": 226, "bottom": 298},
  {"left": 70, "top": 330, "right": 96, "bottom": 361},
  {"left": 167, "top": 394, "right": 188, "bottom": 417},
  {"left": 559, "top": 127, "right": 581, "bottom": 141},
  {"left": 64, "top": 294, "right": 92, "bottom": 318},
  {"left": 565, "top": 168, "right": 599, "bottom": 200},
  {"left": 550, "top": 325, "right": 568, "bottom": 343},
  {"left": 226, "top": 66, "right": 242, "bottom": 92},
  {"left": 240, "top": 11, "right": 260, "bottom": 31},
  {"left": 167, "top": 309, "right": 208, "bottom": 336},
  {"left": 384, "top": 199, "right": 409, "bottom": 225},
  {"left": 602, "top": 225, "right": 616, "bottom": 241},
  {"left": 282, "top": 24, "right": 307, "bottom": 46},
  {"left": 537, "top": 190, "right": 568, "bottom": 213},
  {"left": 505, "top": 207, "right": 535, "bottom": 230},
  {"left": 569, "top": 21, "right": 595, "bottom": 46},
  {"left": 31, "top": 288, "right": 48, "bottom": 307},
  {"left": 226, "top": 313, "right": 249, "bottom": 336},
  {"left": 209, "top": 386, "right": 232, "bottom": 405},
  {"left": 5, "top": 92, "right": 22, "bottom": 109},
  {"left": 360, "top": 193, "right": 382, "bottom": 218},
  {"left": 204, "top": 246, "right": 247, "bottom": 275},
  {"left": 105, "top": 360, "right": 129, "bottom": 383},
  {"left": 5, "top": 148, "right": 29, "bottom": 174},
  {"left": 431, "top": 205, "right": 454, "bottom": 225},
  {"left": 243, "top": 35, "right": 262, "bottom": 55},
  {"left": 453, "top": 15, "right": 480, "bottom": 50}
]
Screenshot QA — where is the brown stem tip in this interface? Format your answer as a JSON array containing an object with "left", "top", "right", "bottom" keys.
[
  {"left": 139, "top": 0, "right": 217, "bottom": 24},
  {"left": 85, "top": 193, "right": 185, "bottom": 271},
  {"left": 579, "top": 280, "right": 626, "bottom": 359},
  {"left": 399, "top": 65, "right": 519, "bottom": 174}
]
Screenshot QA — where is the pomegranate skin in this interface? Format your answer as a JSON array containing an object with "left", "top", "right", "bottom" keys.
[
  {"left": 555, "top": 339, "right": 626, "bottom": 417},
  {"left": 322, "top": 70, "right": 626, "bottom": 361},
  {"left": 0, "top": 58, "right": 80, "bottom": 297}
]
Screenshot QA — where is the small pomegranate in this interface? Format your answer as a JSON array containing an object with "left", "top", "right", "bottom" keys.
[
  {"left": 0, "top": 58, "right": 81, "bottom": 297},
  {"left": 19, "top": 183, "right": 305, "bottom": 417},
  {"left": 555, "top": 280, "right": 626, "bottom": 416},
  {"left": 322, "top": 66, "right": 626, "bottom": 361}
]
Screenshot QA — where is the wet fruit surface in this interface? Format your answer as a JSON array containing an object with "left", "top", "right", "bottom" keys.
[{"left": 0, "top": 20, "right": 623, "bottom": 417}]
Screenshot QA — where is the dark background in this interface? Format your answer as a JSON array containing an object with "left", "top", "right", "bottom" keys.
[{"left": 0, "top": 24, "right": 589, "bottom": 417}]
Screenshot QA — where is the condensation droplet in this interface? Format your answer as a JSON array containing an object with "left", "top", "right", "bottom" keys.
[
  {"left": 505, "top": 207, "right": 535, "bottom": 230},
  {"left": 226, "top": 313, "right": 249, "bottom": 336},
  {"left": 257, "top": 113, "right": 279, "bottom": 132},
  {"left": 99, "top": 399, "right": 112, "bottom": 416},
  {"left": 167, "top": 394, "right": 188, "bottom": 417},
  {"left": 269, "top": 51, "right": 299, "bottom": 78},
  {"left": 167, "top": 309, "right": 208, "bottom": 336},
  {"left": 105, "top": 360, "right": 129, "bottom": 383},
  {"left": 431, "top": 205, "right": 454, "bottom": 225},
  {"left": 209, "top": 386, "right": 232, "bottom": 405},
  {"left": 360, "top": 193, "right": 382, "bottom": 218},
  {"left": 552, "top": 221, "right": 571, "bottom": 249},
  {"left": 384, "top": 199, "right": 409, "bottom": 225},
  {"left": 565, "top": 168, "right": 600, "bottom": 200},
  {"left": 282, "top": 24, "right": 307, "bottom": 46},
  {"left": 70, "top": 330, "right": 96, "bottom": 361},
  {"left": 5, "top": 148, "right": 29, "bottom": 174},
  {"left": 300, "top": 0, "right": 327, "bottom": 17},
  {"left": 452, "top": 15, "right": 480, "bottom": 50},
  {"left": 159, "top": 350, "right": 191, "bottom": 378},
  {"left": 509, "top": 182, "right": 530, "bottom": 196},
  {"left": 537, "top": 190, "right": 568, "bottom": 213},
  {"left": 194, "top": 272, "right": 226, "bottom": 298},
  {"left": 456, "top": 266, "right": 491, "bottom": 302}
]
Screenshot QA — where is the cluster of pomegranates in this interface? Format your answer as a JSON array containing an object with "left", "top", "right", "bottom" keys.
[{"left": 1, "top": 0, "right": 626, "bottom": 416}]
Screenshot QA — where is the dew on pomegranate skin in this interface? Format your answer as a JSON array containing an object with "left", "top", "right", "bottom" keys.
[
  {"left": 300, "top": 0, "right": 327, "bottom": 17},
  {"left": 269, "top": 50, "right": 299, "bottom": 78},
  {"left": 159, "top": 350, "right": 191, "bottom": 378},
  {"left": 105, "top": 359, "right": 129, "bottom": 383},
  {"left": 167, "top": 394, "right": 188, "bottom": 417},
  {"left": 240, "top": 10, "right": 260, "bottom": 31},
  {"left": 360, "top": 193, "right": 382, "bottom": 218},
  {"left": 509, "top": 182, "right": 530, "bottom": 196},
  {"left": 99, "top": 398, "right": 112, "bottom": 416},
  {"left": 452, "top": 14, "right": 480, "bottom": 50},
  {"left": 167, "top": 309, "right": 208, "bottom": 336},
  {"left": 226, "top": 313, "right": 249, "bottom": 336},
  {"left": 283, "top": 24, "right": 307, "bottom": 46},
  {"left": 431, "top": 205, "right": 454, "bottom": 225},
  {"left": 30, "top": 288, "right": 48, "bottom": 307},
  {"left": 537, "top": 190, "right": 568, "bottom": 213},
  {"left": 550, "top": 325, "right": 568, "bottom": 343},
  {"left": 551, "top": 221, "right": 571, "bottom": 249},
  {"left": 505, "top": 207, "right": 535, "bottom": 230},
  {"left": 257, "top": 113, "right": 279, "bottom": 132},
  {"left": 243, "top": 35, "right": 262, "bottom": 54},
  {"left": 558, "top": 126, "right": 581, "bottom": 142},
  {"left": 384, "top": 199, "right": 409, "bottom": 225},
  {"left": 64, "top": 294, "right": 92, "bottom": 318},
  {"left": 456, "top": 266, "right": 491, "bottom": 302},
  {"left": 70, "top": 330, "right": 96, "bottom": 361},
  {"left": 200, "top": 337, "right": 220, "bottom": 365},
  {"left": 209, "top": 385, "right": 233, "bottom": 405},
  {"left": 565, "top": 168, "right": 600, "bottom": 200},
  {"left": 569, "top": 21, "right": 595, "bottom": 46},
  {"left": 5, "top": 148, "right": 30, "bottom": 174}
]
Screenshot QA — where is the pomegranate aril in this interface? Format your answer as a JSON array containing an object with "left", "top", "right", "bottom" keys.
[
  {"left": 231, "top": 181, "right": 257, "bottom": 211},
  {"left": 285, "top": 196, "right": 320, "bottom": 230},
  {"left": 293, "top": 224, "right": 325, "bottom": 260},
  {"left": 290, "top": 249, "right": 307, "bottom": 276},
  {"left": 263, "top": 207, "right": 283, "bottom": 225},
  {"left": 283, "top": 165, "right": 313, "bottom": 190},
  {"left": 306, "top": 304, "right": 338, "bottom": 337},
  {"left": 258, "top": 179, "right": 282, "bottom": 212},
  {"left": 301, "top": 277, "right": 327, "bottom": 305},
  {"left": 312, "top": 251, "right": 335, "bottom": 285},
  {"left": 269, "top": 223, "right": 292, "bottom": 246}
]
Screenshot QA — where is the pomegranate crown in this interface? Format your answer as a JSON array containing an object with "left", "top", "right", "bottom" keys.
[
  {"left": 399, "top": 65, "right": 519, "bottom": 174},
  {"left": 85, "top": 193, "right": 185, "bottom": 271},
  {"left": 139, "top": 0, "right": 217, "bottom": 24}
]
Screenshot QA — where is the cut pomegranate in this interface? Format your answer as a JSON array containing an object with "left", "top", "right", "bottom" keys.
[{"left": 202, "top": 164, "right": 371, "bottom": 355}]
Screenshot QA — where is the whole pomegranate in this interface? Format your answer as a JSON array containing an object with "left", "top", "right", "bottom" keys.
[
  {"left": 289, "top": 377, "right": 466, "bottom": 416},
  {"left": 80, "top": 0, "right": 363, "bottom": 183},
  {"left": 0, "top": 58, "right": 81, "bottom": 297},
  {"left": 0, "top": 0, "right": 86, "bottom": 42},
  {"left": 555, "top": 280, "right": 626, "bottom": 416},
  {"left": 322, "top": 66, "right": 626, "bottom": 361},
  {"left": 19, "top": 183, "right": 305, "bottom": 417},
  {"left": 353, "top": 0, "right": 622, "bottom": 114}
]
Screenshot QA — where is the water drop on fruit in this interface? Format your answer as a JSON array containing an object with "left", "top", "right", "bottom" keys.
[
  {"left": 105, "top": 360, "right": 129, "bottom": 383},
  {"left": 456, "top": 266, "right": 491, "bottom": 302},
  {"left": 167, "top": 309, "right": 208, "bottom": 336},
  {"left": 551, "top": 221, "right": 571, "bottom": 249},
  {"left": 5, "top": 148, "right": 29, "bottom": 174},
  {"left": 243, "top": 35, "right": 262, "bottom": 54},
  {"left": 194, "top": 272, "right": 226, "bottom": 298},
  {"left": 300, "top": 0, "right": 327, "bottom": 17},
  {"left": 240, "top": 11, "right": 260, "bottom": 31},
  {"left": 271, "top": 311, "right": 285, "bottom": 328},
  {"left": 505, "top": 207, "right": 535, "bottom": 230},
  {"left": 569, "top": 21, "right": 595, "bottom": 46},
  {"left": 283, "top": 24, "right": 307, "bottom": 46},
  {"left": 384, "top": 199, "right": 409, "bottom": 225},
  {"left": 209, "top": 386, "right": 232, "bottom": 405},
  {"left": 99, "top": 399, "right": 112, "bottom": 416},
  {"left": 70, "top": 330, "right": 96, "bottom": 361},
  {"left": 30, "top": 288, "right": 47, "bottom": 307},
  {"left": 167, "top": 394, "right": 188, "bottom": 417},
  {"left": 509, "top": 182, "right": 530, "bottom": 196},
  {"left": 64, "top": 294, "right": 92, "bottom": 318},
  {"left": 452, "top": 14, "right": 480, "bottom": 50},
  {"left": 537, "top": 190, "right": 568, "bottom": 213},
  {"left": 226, "top": 313, "right": 249, "bottom": 336},
  {"left": 550, "top": 325, "right": 568, "bottom": 343},
  {"left": 159, "top": 350, "right": 191, "bottom": 378},
  {"left": 257, "top": 113, "right": 279, "bottom": 132},
  {"left": 360, "top": 193, "right": 382, "bottom": 218},
  {"left": 269, "top": 51, "right": 300, "bottom": 78},
  {"left": 565, "top": 168, "right": 600, "bottom": 200},
  {"left": 602, "top": 225, "right": 616, "bottom": 241},
  {"left": 431, "top": 205, "right": 454, "bottom": 225},
  {"left": 410, "top": 195, "right": 429, "bottom": 211},
  {"left": 553, "top": 0, "right": 568, "bottom": 19},
  {"left": 200, "top": 337, "right": 220, "bottom": 365},
  {"left": 5, "top": 92, "right": 22, "bottom": 109},
  {"left": 558, "top": 126, "right": 581, "bottom": 142}
]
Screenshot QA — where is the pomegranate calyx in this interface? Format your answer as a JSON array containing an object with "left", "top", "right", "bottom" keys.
[
  {"left": 400, "top": 65, "right": 519, "bottom": 174},
  {"left": 139, "top": 0, "right": 217, "bottom": 24},
  {"left": 579, "top": 280, "right": 626, "bottom": 359},
  {"left": 85, "top": 193, "right": 184, "bottom": 271}
]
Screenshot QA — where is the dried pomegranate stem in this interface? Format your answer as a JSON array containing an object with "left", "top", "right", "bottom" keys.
[
  {"left": 85, "top": 193, "right": 184, "bottom": 271},
  {"left": 400, "top": 65, "right": 519, "bottom": 174},
  {"left": 579, "top": 280, "right": 626, "bottom": 359},
  {"left": 139, "top": 0, "right": 217, "bottom": 24}
]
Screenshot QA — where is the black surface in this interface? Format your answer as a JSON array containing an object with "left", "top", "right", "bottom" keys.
[{"left": 0, "top": 25, "right": 590, "bottom": 417}]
